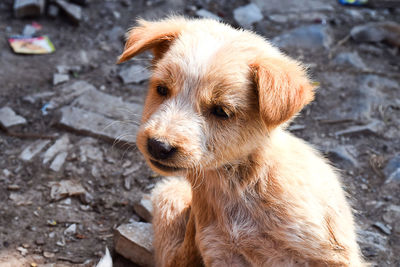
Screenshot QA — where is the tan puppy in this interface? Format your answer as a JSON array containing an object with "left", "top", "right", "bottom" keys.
[{"left": 118, "top": 17, "right": 365, "bottom": 267}]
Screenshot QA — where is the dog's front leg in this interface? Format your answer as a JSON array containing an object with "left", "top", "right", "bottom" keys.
[{"left": 151, "top": 177, "right": 203, "bottom": 267}]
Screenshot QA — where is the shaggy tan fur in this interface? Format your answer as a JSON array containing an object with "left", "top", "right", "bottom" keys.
[{"left": 119, "top": 17, "right": 365, "bottom": 267}]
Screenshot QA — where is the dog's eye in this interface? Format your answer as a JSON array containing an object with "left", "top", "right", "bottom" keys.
[
  {"left": 156, "top": 85, "right": 169, "bottom": 96},
  {"left": 211, "top": 105, "right": 229, "bottom": 119}
]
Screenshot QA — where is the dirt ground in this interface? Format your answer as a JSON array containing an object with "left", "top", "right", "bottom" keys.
[{"left": 0, "top": 0, "right": 399, "bottom": 266}]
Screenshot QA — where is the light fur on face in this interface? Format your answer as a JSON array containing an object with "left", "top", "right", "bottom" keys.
[{"left": 119, "top": 16, "right": 365, "bottom": 267}]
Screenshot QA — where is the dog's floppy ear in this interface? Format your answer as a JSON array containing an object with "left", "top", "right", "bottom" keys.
[
  {"left": 251, "top": 57, "right": 315, "bottom": 127},
  {"left": 118, "top": 17, "right": 186, "bottom": 63}
]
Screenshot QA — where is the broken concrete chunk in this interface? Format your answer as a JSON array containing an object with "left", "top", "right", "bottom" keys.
[
  {"left": 43, "top": 135, "right": 70, "bottom": 164},
  {"left": 20, "top": 140, "right": 50, "bottom": 161},
  {"left": 118, "top": 65, "right": 150, "bottom": 84},
  {"left": 79, "top": 138, "right": 103, "bottom": 162},
  {"left": 55, "top": 0, "right": 82, "bottom": 25},
  {"left": 49, "top": 80, "right": 96, "bottom": 109},
  {"left": 49, "top": 180, "right": 86, "bottom": 201},
  {"left": 133, "top": 194, "right": 153, "bottom": 222},
  {"left": 58, "top": 106, "right": 136, "bottom": 144},
  {"left": 233, "top": 3, "right": 263, "bottom": 29},
  {"left": 50, "top": 151, "right": 68, "bottom": 172},
  {"left": 114, "top": 222, "right": 154, "bottom": 267},
  {"left": 53, "top": 73, "right": 70, "bottom": 86},
  {"left": 72, "top": 88, "right": 143, "bottom": 121},
  {"left": 14, "top": 0, "right": 45, "bottom": 18},
  {"left": 0, "top": 107, "right": 27, "bottom": 129},
  {"left": 196, "top": 9, "right": 221, "bottom": 21},
  {"left": 383, "top": 155, "right": 400, "bottom": 184}
]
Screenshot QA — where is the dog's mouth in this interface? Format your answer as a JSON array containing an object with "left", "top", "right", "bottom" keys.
[{"left": 150, "top": 160, "right": 183, "bottom": 173}]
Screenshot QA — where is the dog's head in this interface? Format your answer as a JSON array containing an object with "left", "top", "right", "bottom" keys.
[{"left": 119, "top": 17, "right": 315, "bottom": 176}]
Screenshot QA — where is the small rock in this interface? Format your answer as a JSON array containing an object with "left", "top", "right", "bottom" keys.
[
  {"left": 106, "top": 26, "right": 125, "bottom": 42},
  {"left": 14, "top": 0, "right": 45, "bottom": 18},
  {"left": 373, "top": 222, "right": 392, "bottom": 235},
  {"left": 20, "top": 140, "right": 50, "bottom": 161},
  {"left": 50, "top": 151, "right": 68, "bottom": 172},
  {"left": 53, "top": 73, "right": 69, "bottom": 86},
  {"left": 351, "top": 21, "right": 400, "bottom": 47},
  {"left": 22, "top": 24, "right": 37, "bottom": 36},
  {"left": 79, "top": 191, "right": 94, "bottom": 205},
  {"left": 118, "top": 65, "right": 150, "bottom": 84},
  {"left": 333, "top": 52, "right": 367, "bottom": 70},
  {"left": 124, "top": 177, "right": 132, "bottom": 191},
  {"left": 325, "top": 146, "right": 358, "bottom": 168},
  {"left": 23, "top": 91, "right": 55, "bottom": 104},
  {"left": 49, "top": 180, "right": 86, "bottom": 201},
  {"left": 43, "top": 251, "right": 55, "bottom": 258},
  {"left": 233, "top": 3, "right": 263, "bottom": 29},
  {"left": 42, "top": 135, "right": 70, "bottom": 165},
  {"left": 35, "top": 237, "right": 45, "bottom": 245},
  {"left": 114, "top": 222, "right": 154, "bottom": 267},
  {"left": 7, "top": 184, "right": 20, "bottom": 191},
  {"left": 123, "top": 164, "right": 141, "bottom": 177},
  {"left": 17, "top": 246, "right": 28, "bottom": 256},
  {"left": 196, "top": 9, "right": 221, "bottom": 21},
  {"left": 79, "top": 138, "right": 103, "bottom": 162},
  {"left": 133, "top": 194, "right": 153, "bottom": 222},
  {"left": 64, "top": 223, "right": 77, "bottom": 235},
  {"left": 0, "top": 107, "right": 27, "bottom": 129},
  {"left": 49, "top": 80, "right": 96, "bottom": 109},
  {"left": 383, "top": 155, "right": 400, "bottom": 184},
  {"left": 47, "top": 4, "right": 59, "bottom": 18},
  {"left": 55, "top": 0, "right": 82, "bottom": 25},
  {"left": 272, "top": 25, "right": 333, "bottom": 51},
  {"left": 357, "top": 229, "right": 388, "bottom": 257},
  {"left": 335, "top": 120, "right": 383, "bottom": 136}
]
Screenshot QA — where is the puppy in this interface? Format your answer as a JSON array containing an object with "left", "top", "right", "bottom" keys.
[{"left": 118, "top": 17, "right": 365, "bottom": 267}]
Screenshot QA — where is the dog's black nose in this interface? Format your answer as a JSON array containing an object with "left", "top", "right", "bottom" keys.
[{"left": 147, "top": 138, "right": 176, "bottom": 160}]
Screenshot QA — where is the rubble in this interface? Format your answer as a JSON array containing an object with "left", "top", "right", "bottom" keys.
[
  {"left": 42, "top": 135, "right": 70, "bottom": 165},
  {"left": 14, "top": 0, "right": 45, "bottom": 18},
  {"left": 333, "top": 52, "right": 367, "bottom": 70},
  {"left": 351, "top": 21, "right": 400, "bottom": 47},
  {"left": 335, "top": 120, "right": 383, "bottom": 136},
  {"left": 118, "top": 64, "right": 150, "bottom": 84},
  {"left": 195, "top": 9, "right": 221, "bottom": 21},
  {"left": 133, "top": 194, "right": 153, "bottom": 222},
  {"left": 53, "top": 73, "right": 70, "bottom": 86},
  {"left": 49, "top": 151, "right": 68, "bottom": 172},
  {"left": 55, "top": 0, "right": 83, "bottom": 25},
  {"left": 49, "top": 80, "right": 96, "bottom": 109},
  {"left": 383, "top": 155, "right": 400, "bottom": 184},
  {"left": 325, "top": 146, "right": 358, "bottom": 168},
  {"left": 0, "top": 107, "right": 27, "bottom": 129},
  {"left": 49, "top": 180, "right": 86, "bottom": 201},
  {"left": 272, "top": 25, "right": 333, "bottom": 51},
  {"left": 114, "top": 222, "right": 154, "bottom": 267},
  {"left": 20, "top": 140, "right": 50, "bottom": 161},
  {"left": 233, "top": 3, "right": 263, "bottom": 29}
]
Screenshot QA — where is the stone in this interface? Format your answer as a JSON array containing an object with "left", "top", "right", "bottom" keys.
[
  {"left": 0, "top": 107, "right": 27, "bottom": 129},
  {"left": 383, "top": 155, "right": 400, "bottom": 184},
  {"left": 49, "top": 180, "right": 86, "bottom": 201},
  {"left": 23, "top": 91, "right": 55, "bottom": 104},
  {"left": 22, "top": 24, "right": 37, "bottom": 36},
  {"left": 64, "top": 223, "right": 77, "bottom": 235},
  {"left": 14, "top": 0, "right": 45, "bottom": 18},
  {"left": 233, "top": 3, "right": 263, "bottom": 29},
  {"left": 58, "top": 106, "right": 137, "bottom": 144},
  {"left": 351, "top": 21, "right": 400, "bottom": 47},
  {"left": 333, "top": 52, "right": 367, "bottom": 70},
  {"left": 133, "top": 194, "right": 153, "bottom": 222},
  {"left": 272, "top": 25, "right": 333, "bottom": 51},
  {"left": 50, "top": 151, "right": 68, "bottom": 172},
  {"left": 43, "top": 135, "right": 70, "bottom": 165},
  {"left": 71, "top": 88, "right": 143, "bottom": 121},
  {"left": 196, "top": 9, "right": 221, "bottom": 21},
  {"left": 114, "top": 222, "right": 154, "bottom": 267},
  {"left": 357, "top": 229, "right": 388, "bottom": 257},
  {"left": 53, "top": 74, "right": 69, "bottom": 86},
  {"left": 325, "top": 146, "right": 358, "bottom": 168},
  {"left": 49, "top": 80, "right": 96, "bottom": 109},
  {"left": 373, "top": 222, "right": 392, "bottom": 235},
  {"left": 335, "top": 120, "right": 383, "bottom": 136},
  {"left": 55, "top": 0, "right": 82, "bottom": 25},
  {"left": 251, "top": 0, "right": 333, "bottom": 13},
  {"left": 106, "top": 26, "right": 125, "bottom": 42},
  {"left": 96, "top": 247, "right": 112, "bottom": 267},
  {"left": 78, "top": 138, "right": 103, "bottom": 162},
  {"left": 118, "top": 65, "right": 150, "bottom": 84},
  {"left": 47, "top": 4, "right": 60, "bottom": 18},
  {"left": 20, "top": 140, "right": 50, "bottom": 161}
]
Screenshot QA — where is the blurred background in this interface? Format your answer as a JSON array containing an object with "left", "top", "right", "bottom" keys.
[{"left": 0, "top": 0, "right": 399, "bottom": 266}]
